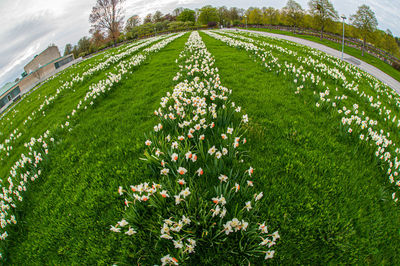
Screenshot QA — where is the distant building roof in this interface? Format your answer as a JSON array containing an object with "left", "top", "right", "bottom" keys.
[{"left": 0, "top": 81, "right": 18, "bottom": 98}]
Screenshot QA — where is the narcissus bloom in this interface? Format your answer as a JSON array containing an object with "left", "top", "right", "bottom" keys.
[
  {"left": 248, "top": 167, "right": 254, "bottom": 176},
  {"left": 160, "top": 190, "right": 169, "bottom": 198},
  {"left": 196, "top": 167, "right": 203, "bottom": 176},
  {"left": 161, "top": 168, "right": 170, "bottom": 175},
  {"left": 118, "top": 219, "right": 129, "bottom": 227},
  {"left": 177, "top": 179, "right": 186, "bottom": 185},
  {"left": 255, "top": 192, "right": 263, "bottom": 201},
  {"left": 118, "top": 186, "right": 124, "bottom": 195},
  {"left": 233, "top": 183, "right": 240, "bottom": 192},
  {"left": 171, "top": 153, "right": 178, "bottom": 162},
  {"left": 110, "top": 225, "right": 121, "bottom": 232},
  {"left": 218, "top": 174, "right": 228, "bottom": 182},
  {"left": 125, "top": 227, "right": 137, "bottom": 235},
  {"left": 208, "top": 146, "right": 216, "bottom": 155},
  {"left": 265, "top": 250, "right": 275, "bottom": 259},
  {"left": 180, "top": 187, "right": 191, "bottom": 198},
  {"left": 244, "top": 201, "right": 252, "bottom": 211},
  {"left": 185, "top": 151, "right": 192, "bottom": 160},
  {"left": 177, "top": 167, "right": 187, "bottom": 175},
  {"left": 145, "top": 140, "right": 152, "bottom": 146}
]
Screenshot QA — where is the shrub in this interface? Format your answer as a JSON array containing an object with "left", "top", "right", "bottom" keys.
[{"left": 392, "top": 61, "right": 400, "bottom": 72}]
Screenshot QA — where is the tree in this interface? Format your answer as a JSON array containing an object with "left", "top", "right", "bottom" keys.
[
  {"left": 89, "top": 0, "right": 125, "bottom": 47},
  {"left": 382, "top": 29, "right": 400, "bottom": 57},
  {"left": 217, "top": 6, "right": 229, "bottom": 26},
  {"left": 77, "top": 36, "right": 91, "bottom": 56},
  {"left": 283, "top": 0, "right": 304, "bottom": 33},
  {"left": 198, "top": 5, "right": 219, "bottom": 25},
  {"left": 173, "top": 7, "right": 183, "bottom": 17},
  {"left": 64, "top": 44, "right": 73, "bottom": 56},
  {"left": 228, "top": 7, "right": 240, "bottom": 22},
  {"left": 308, "top": 0, "right": 338, "bottom": 40},
  {"left": 143, "top": 13, "right": 152, "bottom": 24},
  {"left": 91, "top": 29, "right": 106, "bottom": 48},
  {"left": 153, "top": 11, "right": 163, "bottom": 23},
  {"left": 125, "top": 15, "right": 140, "bottom": 32},
  {"left": 263, "top": 7, "right": 279, "bottom": 25},
  {"left": 248, "top": 8, "right": 263, "bottom": 25},
  {"left": 177, "top": 9, "right": 195, "bottom": 23},
  {"left": 350, "top": 5, "right": 378, "bottom": 56}
]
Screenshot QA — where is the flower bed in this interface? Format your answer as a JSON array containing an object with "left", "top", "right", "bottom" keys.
[{"left": 112, "top": 31, "right": 280, "bottom": 264}]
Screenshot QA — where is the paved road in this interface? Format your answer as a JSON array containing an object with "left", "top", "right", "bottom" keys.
[{"left": 231, "top": 29, "right": 400, "bottom": 95}]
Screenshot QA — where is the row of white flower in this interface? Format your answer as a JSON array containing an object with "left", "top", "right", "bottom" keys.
[
  {"left": 205, "top": 30, "right": 400, "bottom": 202},
  {"left": 222, "top": 30, "right": 400, "bottom": 130},
  {"left": 0, "top": 33, "right": 185, "bottom": 259},
  {"left": 0, "top": 35, "right": 169, "bottom": 161},
  {"left": 112, "top": 31, "right": 279, "bottom": 264}
]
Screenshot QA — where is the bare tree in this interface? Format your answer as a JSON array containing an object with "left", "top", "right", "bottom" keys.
[
  {"left": 308, "top": 0, "right": 338, "bottom": 40},
  {"left": 350, "top": 5, "right": 378, "bottom": 56},
  {"left": 89, "top": 0, "right": 125, "bottom": 47}
]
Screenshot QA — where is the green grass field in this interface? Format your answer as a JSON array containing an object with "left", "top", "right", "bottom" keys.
[
  {"left": 1, "top": 30, "right": 400, "bottom": 264},
  {"left": 246, "top": 27, "right": 400, "bottom": 83}
]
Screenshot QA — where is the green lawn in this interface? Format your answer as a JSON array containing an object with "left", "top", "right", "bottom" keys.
[
  {"left": 246, "top": 27, "right": 400, "bottom": 83},
  {"left": 5, "top": 34, "right": 189, "bottom": 264},
  {"left": 200, "top": 31, "right": 400, "bottom": 264},
  {"left": 2, "top": 30, "right": 400, "bottom": 264}
]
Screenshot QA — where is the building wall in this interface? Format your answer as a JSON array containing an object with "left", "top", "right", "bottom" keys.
[
  {"left": 1, "top": 54, "right": 80, "bottom": 114},
  {"left": 24, "top": 46, "right": 61, "bottom": 74},
  {"left": 0, "top": 86, "right": 20, "bottom": 109}
]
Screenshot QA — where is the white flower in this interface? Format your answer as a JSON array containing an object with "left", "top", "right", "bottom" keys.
[
  {"left": 182, "top": 215, "right": 191, "bottom": 224},
  {"left": 244, "top": 201, "right": 252, "bottom": 211},
  {"left": 110, "top": 225, "right": 121, "bottom": 232},
  {"left": 180, "top": 187, "right": 191, "bottom": 198},
  {"left": 174, "top": 195, "right": 183, "bottom": 205},
  {"left": 171, "top": 153, "right": 178, "bottom": 162},
  {"left": 208, "top": 145, "right": 216, "bottom": 155},
  {"left": 218, "top": 174, "right": 228, "bottom": 182},
  {"left": 265, "top": 250, "right": 275, "bottom": 259},
  {"left": 145, "top": 140, "right": 152, "bottom": 146},
  {"left": 117, "top": 219, "right": 129, "bottom": 227},
  {"left": 177, "top": 167, "right": 187, "bottom": 175},
  {"left": 242, "top": 114, "right": 249, "bottom": 123},
  {"left": 125, "top": 227, "right": 136, "bottom": 235},
  {"left": 173, "top": 240, "right": 183, "bottom": 249},
  {"left": 255, "top": 192, "right": 263, "bottom": 201},
  {"left": 161, "top": 168, "right": 170, "bottom": 175}
]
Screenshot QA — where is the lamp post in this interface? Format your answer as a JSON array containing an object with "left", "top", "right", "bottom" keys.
[
  {"left": 341, "top": 15, "right": 346, "bottom": 59},
  {"left": 244, "top": 15, "right": 247, "bottom": 29},
  {"left": 154, "top": 27, "right": 157, "bottom": 36}
]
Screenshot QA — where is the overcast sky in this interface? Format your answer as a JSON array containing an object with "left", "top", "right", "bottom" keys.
[{"left": 0, "top": 0, "right": 399, "bottom": 87}]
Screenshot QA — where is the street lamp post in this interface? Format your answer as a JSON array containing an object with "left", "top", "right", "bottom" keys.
[{"left": 341, "top": 15, "right": 346, "bottom": 60}]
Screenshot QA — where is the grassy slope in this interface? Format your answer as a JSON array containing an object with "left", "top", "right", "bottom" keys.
[
  {"left": 246, "top": 27, "right": 400, "bottom": 83},
  {"left": 6, "top": 34, "right": 188, "bottom": 264},
  {"left": 0, "top": 38, "right": 162, "bottom": 179},
  {"left": 200, "top": 31, "right": 400, "bottom": 264}
]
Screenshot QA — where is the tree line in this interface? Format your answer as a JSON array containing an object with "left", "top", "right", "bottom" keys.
[{"left": 63, "top": 0, "right": 400, "bottom": 60}]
